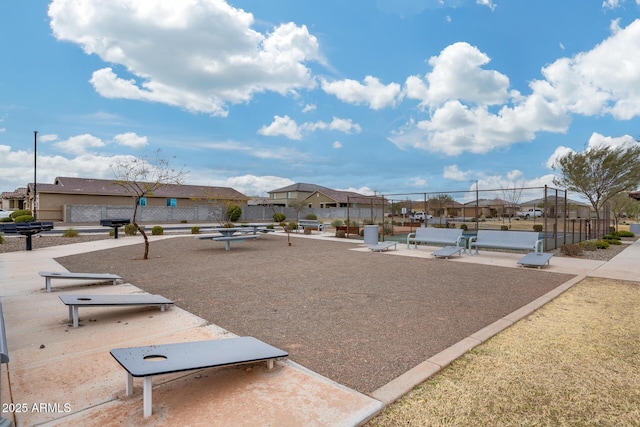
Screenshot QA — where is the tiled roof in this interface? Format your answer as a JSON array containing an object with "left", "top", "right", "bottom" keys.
[
  {"left": 1, "top": 187, "right": 27, "bottom": 198},
  {"left": 29, "top": 177, "right": 247, "bottom": 200},
  {"left": 268, "top": 183, "right": 332, "bottom": 193}
]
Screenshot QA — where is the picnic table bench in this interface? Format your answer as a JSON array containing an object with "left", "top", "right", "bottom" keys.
[
  {"left": 406, "top": 227, "right": 466, "bottom": 249},
  {"left": 516, "top": 252, "right": 554, "bottom": 269},
  {"left": 0, "top": 221, "right": 54, "bottom": 251},
  {"left": 468, "top": 230, "right": 544, "bottom": 255},
  {"left": 38, "top": 271, "right": 122, "bottom": 292},
  {"left": 110, "top": 336, "right": 288, "bottom": 418},
  {"left": 197, "top": 230, "right": 258, "bottom": 250},
  {"left": 0, "top": 303, "right": 11, "bottom": 427},
  {"left": 100, "top": 218, "right": 131, "bottom": 239},
  {"left": 59, "top": 294, "right": 174, "bottom": 328},
  {"left": 297, "top": 219, "right": 328, "bottom": 232}
]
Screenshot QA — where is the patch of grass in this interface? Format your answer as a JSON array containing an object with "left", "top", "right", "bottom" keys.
[
  {"left": 366, "top": 278, "right": 640, "bottom": 427},
  {"left": 62, "top": 228, "right": 79, "bottom": 238}
]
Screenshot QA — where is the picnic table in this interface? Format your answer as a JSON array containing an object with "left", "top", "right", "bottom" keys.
[{"left": 197, "top": 227, "right": 258, "bottom": 250}]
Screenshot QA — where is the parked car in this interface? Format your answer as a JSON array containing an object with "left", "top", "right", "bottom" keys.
[
  {"left": 411, "top": 212, "right": 433, "bottom": 221},
  {"left": 517, "top": 208, "right": 543, "bottom": 219},
  {"left": 0, "top": 209, "right": 13, "bottom": 219}
]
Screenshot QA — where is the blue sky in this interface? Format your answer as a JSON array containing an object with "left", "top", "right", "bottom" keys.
[{"left": 1, "top": 0, "right": 640, "bottom": 199}]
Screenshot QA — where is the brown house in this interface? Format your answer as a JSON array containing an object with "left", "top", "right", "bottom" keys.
[{"left": 26, "top": 177, "right": 248, "bottom": 222}]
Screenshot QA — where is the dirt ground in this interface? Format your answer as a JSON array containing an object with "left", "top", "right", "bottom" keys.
[{"left": 56, "top": 233, "right": 575, "bottom": 394}]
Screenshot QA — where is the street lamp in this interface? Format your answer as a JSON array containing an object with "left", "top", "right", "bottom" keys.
[{"left": 33, "top": 130, "right": 38, "bottom": 221}]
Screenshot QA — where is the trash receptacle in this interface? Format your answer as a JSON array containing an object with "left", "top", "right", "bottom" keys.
[{"left": 363, "top": 225, "right": 378, "bottom": 246}]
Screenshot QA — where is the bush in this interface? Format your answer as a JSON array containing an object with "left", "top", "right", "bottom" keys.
[
  {"left": 10, "top": 210, "right": 31, "bottom": 220},
  {"left": 618, "top": 230, "right": 634, "bottom": 238},
  {"left": 331, "top": 219, "right": 344, "bottom": 227},
  {"left": 500, "top": 225, "right": 509, "bottom": 231},
  {"left": 151, "top": 226, "right": 164, "bottom": 235},
  {"left": 560, "top": 243, "right": 583, "bottom": 257},
  {"left": 335, "top": 230, "right": 346, "bottom": 238},
  {"left": 0, "top": 234, "right": 4, "bottom": 244},
  {"left": 14, "top": 215, "right": 34, "bottom": 223},
  {"left": 595, "top": 240, "right": 610, "bottom": 249},
  {"left": 288, "top": 221, "right": 297, "bottom": 230},
  {"left": 602, "top": 234, "right": 621, "bottom": 241},
  {"left": 579, "top": 240, "right": 598, "bottom": 251},
  {"left": 124, "top": 224, "right": 138, "bottom": 236},
  {"left": 226, "top": 205, "right": 242, "bottom": 222},
  {"left": 460, "top": 224, "right": 468, "bottom": 231},
  {"left": 0, "top": 217, "right": 12, "bottom": 223},
  {"left": 266, "top": 224, "right": 274, "bottom": 229},
  {"left": 191, "top": 226, "right": 201, "bottom": 234},
  {"left": 180, "top": 219, "right": 188, "bottom": 223},
  {"left": 305, "top": 213, "right": 318, "bottom": 220},
  {"left": 273, "top": 213, "right": 286, "bottom": 222},
  {"left": 533, "top": 224, "right": 543, "bottom": 232},
  {"left": 62, "top": 228, "right": 79, "bottom": 238}
]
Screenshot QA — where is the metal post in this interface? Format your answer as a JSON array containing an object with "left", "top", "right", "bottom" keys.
[{"left": 33, "top": 130, "right": 38, "bottom": 221}]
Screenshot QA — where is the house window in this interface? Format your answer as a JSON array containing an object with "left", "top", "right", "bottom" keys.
[
  {"left": 287, "top": 192, "right": 291, "bottom": 199},
  {"left": 138, "top": 197, "right": 147, "bottom": 206},
  {"left": 166, "top": 198, "right": 177, "bottom": 207},
  {"left": 308, "top": 204, "right": 312, "bottom": 208}
]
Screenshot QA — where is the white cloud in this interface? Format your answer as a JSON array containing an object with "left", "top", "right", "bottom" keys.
[
  {"left": 410, "top": 177, "right": 427, "bottom": 187},
  {"left": 39, "top": 134, "right": 59, "bottom": 143},
  {"left": 54, "top": 134, "right": 106, "bottom": 155},
  {"left": 587, "top": 132, "right": 638, "bottom": 149},
  {"left": 545, "top": 145, "right": 574, "bottom": 169},
  {"left": 113, "top": 132, "right": 148, "bottom": 149},
  {"left": 337, "top": 186, "right": 375, "bottom": 195},
  {"left": 321, "top": 76, "right": 402, "bottom": 109},
  {"left": 223, "top": 175, "right": 294, "bottom": 196},
  {"left": 49, "top": 0, "right": 324, "bottom": 116},
  {"left": 302, "top": 104, "right": 316, "bottom": 113},
  {"left": 332, "top": 141, "right": 342, "bottom": 149},
  {"left": 443, "top": 164, "right": 470, "bottom": 181},
  {"left": 476, "top": 0, "right": 497, "bottom": 11},
  {"left": 258, "top": 115, "right": 362, "bottom": 140},
  {"left": 602, "top": 0, "right": 622, "bottom": 8}
]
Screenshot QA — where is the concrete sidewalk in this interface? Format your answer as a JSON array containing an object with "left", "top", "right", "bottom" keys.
[{"left": 0, "top": 234, "right": 638, "bottom": 426}]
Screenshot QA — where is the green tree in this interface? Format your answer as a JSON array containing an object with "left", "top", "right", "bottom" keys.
[
  {"left": 112, "top": 150, "right": 187, "bottom": 260},
  {"left": 552, "top": 144, "right": 640, "bottom": 219}
]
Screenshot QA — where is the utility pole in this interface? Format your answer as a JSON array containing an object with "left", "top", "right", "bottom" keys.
[{"left": 33, "top": 130, "right": 38, "bottom": 221}]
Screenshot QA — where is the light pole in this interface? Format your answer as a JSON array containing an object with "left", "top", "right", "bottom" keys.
[
  {"left": 33, "top": 130, "right": 38, "bottom": 221},
  {"left": 472, "top": 180, "right": 479, "bottom": 231}
]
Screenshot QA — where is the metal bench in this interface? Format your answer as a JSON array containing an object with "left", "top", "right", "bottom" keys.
[
  {"left": 406, "top": 227, "right": 466, "bottom": 249},
  {"left": 59, "top": 294, "right": 174, "bottom": 328},
  {"left": 38, "top": 271, "right": 122, "bottom": 292},
  {"left": 297, "top": 219, "right": 328, "bottom": 232},
  {"left": 0, "top": 221, "right": 54, "bottom": 251},
  {"left": 432, "top": 245, "right": 465, "bottom": 259},
  {"left": 110, "top": 337, "right": 288, "bottom": 418},
  {"left": 100, "top": 218, "right": 131, "bottom": 239},
  {"left": 468, "top": 230, "right": 544, "bottom": 255},
  {"left": 369, "top": 241, "right": 397, "bottom": 252},
  {"left": 0, "top": 302, "right": 12, "bottom": 427},
  {"left": 197, "top": 234, "right": 258, "bottom": 250}
]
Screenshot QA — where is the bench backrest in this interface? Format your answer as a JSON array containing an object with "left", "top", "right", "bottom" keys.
[
  {"left": 0, "top": 224, "right": 17, "bottom": 234},
  {"left": 476, "top": 230, "right": 539, "bottom": 246},
  {"left": 414, "top": 227, "right": 462, "bottom": 242},
  {"left": 0, "top": 302, "right": 9, "bottom": 364}
]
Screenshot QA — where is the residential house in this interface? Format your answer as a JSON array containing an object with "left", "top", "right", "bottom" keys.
[
  {"left": 25, "top": 177, "right": 248, "bottom": 222},
  {"left": 267, "top": 183, "right": 333, "bottom": 207},
  {"left": 1, "top": 187, "right": 27, "bottom": 212}
]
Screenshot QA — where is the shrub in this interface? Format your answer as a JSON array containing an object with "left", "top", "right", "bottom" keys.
[
  {"left": 288, "top": 221, "right": 297, "bottom": 230},
  {"left": 579, "top": 240, "right": 598, "bottom": 251},
  {"left": 10, "top": 210, "right": 31, "bottom": 219},
  {"left": 560, "top": 243, "right": 583, "bottom": 257},
  {"left": 533, "top": 224, "right": 543, "bottom": 232},
  {"left": 226, "top": 205, "right": 242, "bottom": 222},
  {"left": 500, "top": 225, "right": 509, "bottom": 231},
  {"left": 62, "top": 228, "right": 79, "bottom": 238},
  {"left": 279, "top": 221, "right": 287, "bottom": 227},
  {"left": 191, "top": 226, "right": 201, "bottom": 234},
  {"left": 222, "top": 222, "right": 234, "bottom": 228},
  {"left": 607, "top": 239, "right": 622, "bottom": 245},
  {"left": 273, "top": 213, "right": 286, "bottom": 222},
  {"left": 180, "top": 219, "right": 188, "bottom": 224},
  {"left": 335, "top": 230, "right": 346, "bottom": 238},
  {"left": 618, "top": 230, "right": 634, "bottom": 238},
  {"left": 595, "top": 240, "right": 610, "bottom": 249},
  {"left": 109, "top": 229, "right": 115, "bottom": 237},
  {"left": 305, "top": 213, "right": 318, "bottom": 220},
  {"left": 14, "top": 215, "right": 34, "bottom": 223},
  {"left": 0, "top": 217, "right": 12, "bottom": 223},
  {"left": 460, "top": 224, "right": 468, "bottom": 231},
  {"left": 331, "top": 219, "right": 344, "bottom": 227},
  {"left": 602, "top": 234, "right": 621, "bottom": 241},
  {"left": 151, "top": 226, "right": 164, "bottom": 235},
  {"left": 0, "top": 234, "right": 4, "bottom": 244},
  {"left": 266, "top": 224, "right": 274, "bottom": 229},
  {"left": 124, "top": 224, "right": 138, "bottom": 236}
]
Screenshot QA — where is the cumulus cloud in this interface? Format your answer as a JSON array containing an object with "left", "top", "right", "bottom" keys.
[
  {"left": 39, "top": 134, "right": 59, "bottom": 143},
  {"left": 443, "top": 164, "right": 471, "bottom": 181},
  {"left": 49, "top": 0, "right": 324, "bottom": 116},
  {"left": 54, "top": 134, "right": 106, "bottom": 155},
  {"left": 113, "top": 132, "right": 148, "bottom": 149},
  {"left": 476, "top": 0, "right": 497, "bottom": 11},
  {"left": 258, "top": 115, "right": 362, "bottom": 140},
  {"left": 545, "top": 132, "right": 639, "bottom": 169},
  {"left": 321, "top": 76, "right": 402, "bottom": 109}
]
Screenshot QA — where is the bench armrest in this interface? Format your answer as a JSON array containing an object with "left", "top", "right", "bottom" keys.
[
  {"left": 535, "top": 239, "right": 544, "bottom": 253},
  {"left": 406, "top": 233, "right": 416, "bottom": 248}
]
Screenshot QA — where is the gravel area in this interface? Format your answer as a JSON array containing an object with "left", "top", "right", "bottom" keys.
[{"left": 50, "top": 233, "right": 578, "bottom": 394}]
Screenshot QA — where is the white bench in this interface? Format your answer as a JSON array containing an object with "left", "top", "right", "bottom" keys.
[
  {"left": 38, "top": 271, "right": 122, "bottom": 292},
  {"left": 468, "top": 230, "right": 544, "bottom": 255},
  {"left": 406, "top": 227, "right": 466, "bottom": 249},
  {"left": 59, "top": 294, "right": 174, "bottom": 328},
  {"left": 110, "top": 337, "right": 288, "bottom": 418},
  {"left": 297, "top": 219, "right": 328, "bottom": 232},
  {"left": 197, "top": 234, "right": 258, "bottom": 250},
  {"left": 517, "top": 252, "right": 553, "bottom": 269}
]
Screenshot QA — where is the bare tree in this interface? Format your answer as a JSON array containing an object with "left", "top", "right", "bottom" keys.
[
  {"left": 500, "top": 183, "right": 524, "bottom": 223},
  {"left": 112, "top": 150, "right": 187, "bottom": 260}
]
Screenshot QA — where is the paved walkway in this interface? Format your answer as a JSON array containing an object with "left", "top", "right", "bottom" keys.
[{"left": 0, "top": 232, "right": 637, "bottom": 426}]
